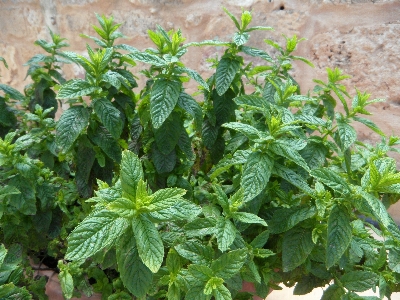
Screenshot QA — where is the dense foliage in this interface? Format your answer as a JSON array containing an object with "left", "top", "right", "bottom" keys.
[{"left": 1, "top": 9, "right": 400, "bottom": 300}]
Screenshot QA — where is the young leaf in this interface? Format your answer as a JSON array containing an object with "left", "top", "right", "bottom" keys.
[
  {"left": 216, "top": 217, "right": 237, "bottom": 252},
  {"left": 340, "top": 271, "right": 378, "bottom": 292},
  {"left": 150, "top": 78, "right": 181, "bottom": 128},
  {"left": 222, "top": 7, "right": 240, "bottom": 31},
  {"left": 66, "top": 209, "right": 128, "bottom": 261},
  {"left": 132, "top": 214, "right": 164, "bottom": 273},
  {"left": 326, "top": 205, "right": 352, "bottom": 269},
  {"left": 59, "top": 269, "right": 74, "bottom": 300},
  {"left": 211, "top": 249, "right": 247, "bottom": 279},
  {"left": 93, "top": 98, "right": 123, "bottom": 140},
  {"left": 241, "top": 152, "right": 273, "bottom": 202},
  {"left": 120, "top": 150, "right": 144, "bottom": 197},
  {"left": 56, "top": 106, "right": 90, "bottom": 152},
  {"left": 116, "top": 233, "right": 153, "bottom": 298},
  {"left": 282, "top": 227, "right": 314, "bottom": 272},
  {"left": 215, "top": 58, "right": 240, "bottom": 96}
]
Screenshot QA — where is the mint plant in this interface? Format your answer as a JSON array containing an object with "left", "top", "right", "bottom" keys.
[{"left": 1, "top": 9, "right": 400, "bottom": 300}]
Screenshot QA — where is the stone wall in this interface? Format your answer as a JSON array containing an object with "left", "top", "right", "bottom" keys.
[{"left": 0, "top": 0, "right": 399, "bottom": 141}]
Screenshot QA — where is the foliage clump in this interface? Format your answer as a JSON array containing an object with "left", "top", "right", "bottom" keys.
[{"left": 1, "top": 9, "right": 400, "bottom": 300}]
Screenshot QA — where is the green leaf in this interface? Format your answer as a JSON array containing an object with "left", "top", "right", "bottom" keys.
[
  {"left": 241, "top": 152, "right": 273, "bottom": 202},
  {"left": 358, "top": 189, "right": 400, "bottom": 240},
  {"left": 0, "top": 186, "right": 20, "bottom": 200},
  {"left": 153, "top": 111, "right": 182, "bottom": 155},
  {"left": 282, "top": 227, "right": 314, "bottom": 272},
  {"left": 233, "top": 32, "right": 249, "bottom": 46},
  {"left": 0, "top": 283, "right": 31, "bottom": 300},
  {"left": 353, "top": 116, "right": 384, "bottom": 136},
  {"left": 222, "top": 122, "right": 263, "bottom": 141},
  {"left": 93, "top": 98, "right": 123, "bottom": 139},
  {"left": 337, "top": 119, "right": 357, "bottom": 150},
  {"left": 310, "top": 168, "right": 351, "bottom": 195},
  {"left": 107, "top": 198, "right": 135, "bottom": 218},
  {"left": 8, "top": 175, "right": 36, "bottom": 215},
  {"left": 0, "top": 245, "right": 6, "bottom": 267},
  {"left": 175, "top": 242, "right": 213, "bottom": 265},
  {"left": 233, "top": 95, "right": 266, "bottom": 108},
  {"left": 57, "top": 79, "right": 100, "bottom": 99},
  {"left": 0, "top": 57, "right": 8, "bottom": 68},
  {"left": 269, "top": 206, "right": 316, "bottom": 234},
  {"left": 0, "top": 84, "right": 24, "bottom": 101},
  {"left": 152, "top": 146, "right": 176, "bottom": 174},
  {"left": 326, "top": 205, "right": 352, "bottom": 268},
  {"left": 250, "top": 230, "right": 270, "bottom": 249},
  {"left": 185, "top": 284, "right": 211, "bottom": 300},
  {"left": 128, "top": 51, "right": 166, "bottom": 66},
  {"left": 120, "top": 150, "right": 143, "bottom": 197},
  {"left": 388, "top": 247, "right": 400, "bottom": 272},
  {"left": 88, "top": 125, "right": 122, "bottom": 163},
  {"left": 270, "top": 140, "right": 310, "bottom": 171},
  {"left": 178, "top": 67, "right": 209, "bottom": 91},
  {"left": 213, "top": 284, "right": 232, "bottom": 300},
  {"left": 150, "top": 79, "right": 181, "bottom": 128},
  {"left": 209, "top": 150, "right": 251, "bottom": 180},
  {"left": 215, "top": 58, "right": 240, "bottom": 96},
  {"left": 56, "top": 106, "right": 90, "bottom": 152},
  {"left": 66, "top": 209, "right": 128, "bottom": 261},
  {"left": 272, "top": 162, "right": 314, "bottom": 195},
  {"left": 59, "top": 269, "right": 74, "bottom": 299},
  {"left": 321, "top": 284, "right": 345, "bottom": 300},
  {"left": 149, "top": 199, "right": 201, "bottom": 221},
  {"left": 341, "top": 271, "right": 378, "bottom": 292},
  {"left": 216, "top": 217, "right": 237, "bottom": 252},
  {"left": 177, "top": 92, "right": 203, "bottom": 130},
  {"left": 184, "top": 218, "right": 217, "bottom": 237},
  {"left": 212, "top": 249, "right": 247, "bottom": 279},
  {"left": 116, "top": 233, "right": 153, "bottom": 297},
  {"left": 231, "top": 212, "right": 267, "bottom": 226},
  {"left": 148, "top": 187, "right": 186, "bottom": 211},
  {"left": 246, "top": 26, "right": 273, "bottom": 32},
  {"left": 222, "top": 7, "right": 240, "bottom": 30},
  {"left": 240, "top": 46, "right": 273, "bottom": 62},
  {"left": 188, "top": 265, "right": 214, "bottom": 282},
  {"left": 132, "top": 214, "right": 164, "bottom": 273}
]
